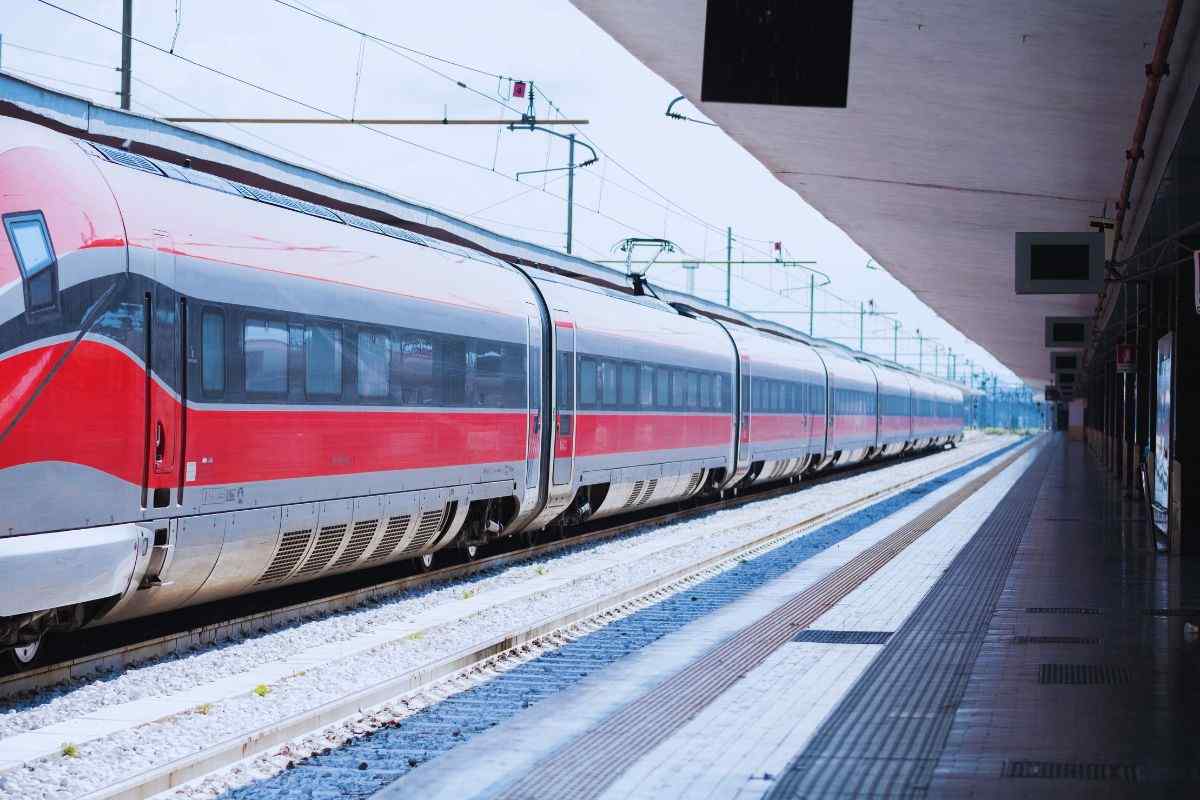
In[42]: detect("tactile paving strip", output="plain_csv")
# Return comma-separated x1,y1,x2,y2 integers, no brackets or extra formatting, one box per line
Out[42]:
490,443,1037,800
764,442,1053,799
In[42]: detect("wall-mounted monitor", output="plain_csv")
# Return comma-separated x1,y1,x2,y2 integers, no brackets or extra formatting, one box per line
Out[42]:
1015,232,1105,294
1050,352,1080,372
1045,316,1092,348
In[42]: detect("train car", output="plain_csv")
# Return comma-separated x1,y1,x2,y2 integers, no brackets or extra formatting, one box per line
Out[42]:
861,358,915,457
812,344,879,469
712,322,827,487
525,273,737,528
930,378,967,445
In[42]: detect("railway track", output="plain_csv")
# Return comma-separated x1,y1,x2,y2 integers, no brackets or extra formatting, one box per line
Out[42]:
1,438,983,700
0,434,1027,800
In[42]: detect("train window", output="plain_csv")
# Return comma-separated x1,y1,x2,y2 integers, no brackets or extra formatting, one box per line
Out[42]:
466,339,519,408
655,368,670,408
398,333,436,405
620,362,637,407
442,336,467,406
201,310,225,395
305,324,342,398
714,374,725,411
639,365,655,407
699,373,712,409
579,357,597,406
3,211,58,313
686,372,699,409
244,318,288,395
671,369,686,408
601,360,618,407
357,329,389,398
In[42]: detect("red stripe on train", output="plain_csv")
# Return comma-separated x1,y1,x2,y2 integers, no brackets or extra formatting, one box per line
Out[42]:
0,340,528,487
573,412,732,457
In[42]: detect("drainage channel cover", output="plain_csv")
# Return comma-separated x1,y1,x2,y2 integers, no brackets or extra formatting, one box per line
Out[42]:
792,629,892,645
1004,760,1141,782
1037,663,1130,685
1012,635,1099,645
1143,608,1200,617
1026,607,1104,615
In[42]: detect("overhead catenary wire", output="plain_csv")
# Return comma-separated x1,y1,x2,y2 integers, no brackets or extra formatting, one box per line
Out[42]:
272,0,505,79
29,0,666,243
0,40,118,70
1,65,117,95
22,5,1000,380
12,13,1010,388
263,0,764,257
272,0,527,118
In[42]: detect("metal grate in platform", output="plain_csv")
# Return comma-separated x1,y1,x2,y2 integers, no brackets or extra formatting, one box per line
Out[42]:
792,630,893,645
1004,760,1141,782
1038,663,1130,685
1026,607,1104,615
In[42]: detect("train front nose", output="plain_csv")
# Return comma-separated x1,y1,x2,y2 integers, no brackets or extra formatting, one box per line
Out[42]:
0,120,136,533
0,120,156,656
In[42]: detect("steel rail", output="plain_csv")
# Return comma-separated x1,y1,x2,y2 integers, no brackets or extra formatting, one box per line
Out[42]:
63,436,1030,800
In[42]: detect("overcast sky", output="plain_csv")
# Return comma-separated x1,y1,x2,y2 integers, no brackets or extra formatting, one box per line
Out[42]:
3,0,1020,384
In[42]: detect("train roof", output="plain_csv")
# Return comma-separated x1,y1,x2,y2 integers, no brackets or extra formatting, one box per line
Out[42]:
0,72,966,399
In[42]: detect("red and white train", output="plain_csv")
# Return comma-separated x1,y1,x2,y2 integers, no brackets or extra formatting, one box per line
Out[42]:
0,115,963,663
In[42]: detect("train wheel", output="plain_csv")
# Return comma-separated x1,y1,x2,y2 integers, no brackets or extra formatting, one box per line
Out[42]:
419,552,436,572
8,638,41,668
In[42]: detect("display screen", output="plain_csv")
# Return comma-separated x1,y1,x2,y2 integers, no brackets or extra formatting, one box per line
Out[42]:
1052,322,1086,343
1153,333,1172,532
1030,243,1091,281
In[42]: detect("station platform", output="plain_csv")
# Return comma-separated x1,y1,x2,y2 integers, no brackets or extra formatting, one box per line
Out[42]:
371,435,1200,800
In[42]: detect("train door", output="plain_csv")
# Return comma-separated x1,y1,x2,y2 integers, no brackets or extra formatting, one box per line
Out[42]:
736,356,752,472
144,230,181,509
552,314,575,486
525,303,545,495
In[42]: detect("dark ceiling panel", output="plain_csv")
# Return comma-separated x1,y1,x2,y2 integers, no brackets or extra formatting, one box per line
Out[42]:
701,0,854,108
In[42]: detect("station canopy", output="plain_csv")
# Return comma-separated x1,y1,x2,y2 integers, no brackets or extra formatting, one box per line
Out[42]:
571,0,1181,387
